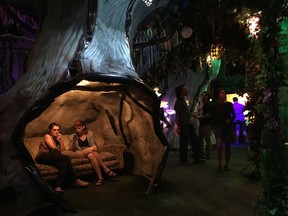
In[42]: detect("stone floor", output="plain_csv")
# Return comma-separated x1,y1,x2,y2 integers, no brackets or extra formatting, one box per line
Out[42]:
61,143,260,216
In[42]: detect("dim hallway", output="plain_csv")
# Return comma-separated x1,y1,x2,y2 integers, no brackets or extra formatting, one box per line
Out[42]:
2,144,260,216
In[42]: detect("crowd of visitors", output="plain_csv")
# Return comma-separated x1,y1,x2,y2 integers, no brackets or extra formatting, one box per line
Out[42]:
173,84,248,172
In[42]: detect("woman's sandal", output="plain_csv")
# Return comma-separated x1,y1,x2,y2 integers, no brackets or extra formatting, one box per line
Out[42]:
106,170,117,177
96,179,104,186
54,187,64,194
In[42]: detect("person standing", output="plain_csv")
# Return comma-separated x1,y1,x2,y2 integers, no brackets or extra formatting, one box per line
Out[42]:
174,84,201,164
195,92,214,160
211,89,236,172
36,122,89,194
233,97,248,144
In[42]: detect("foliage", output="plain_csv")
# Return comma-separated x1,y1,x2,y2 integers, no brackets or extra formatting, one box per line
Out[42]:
140,0,250,88
149,1,288,215
215,72,245,93
141,39,207,88
243,3,288,214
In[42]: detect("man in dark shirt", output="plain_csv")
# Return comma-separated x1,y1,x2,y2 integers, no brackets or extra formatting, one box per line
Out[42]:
174,84,201,164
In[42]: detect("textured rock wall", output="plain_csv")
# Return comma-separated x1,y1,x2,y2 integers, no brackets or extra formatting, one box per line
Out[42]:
25,87,166,179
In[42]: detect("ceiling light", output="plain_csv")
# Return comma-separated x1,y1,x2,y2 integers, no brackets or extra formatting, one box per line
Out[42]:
142,0,153,7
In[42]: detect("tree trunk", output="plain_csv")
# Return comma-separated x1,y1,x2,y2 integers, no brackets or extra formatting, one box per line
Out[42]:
0,0,168,212
0,0,87,211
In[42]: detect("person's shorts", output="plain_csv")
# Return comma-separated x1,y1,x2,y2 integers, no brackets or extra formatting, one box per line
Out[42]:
213,124,235,144
234,120,246,132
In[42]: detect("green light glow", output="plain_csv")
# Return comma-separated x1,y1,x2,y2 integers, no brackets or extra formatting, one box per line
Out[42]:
278,17,288,54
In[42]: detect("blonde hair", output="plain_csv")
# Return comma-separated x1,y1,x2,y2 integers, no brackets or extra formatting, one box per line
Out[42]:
73,119,88,133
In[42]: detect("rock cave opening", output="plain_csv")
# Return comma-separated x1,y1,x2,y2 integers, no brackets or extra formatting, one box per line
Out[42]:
11,74,169,209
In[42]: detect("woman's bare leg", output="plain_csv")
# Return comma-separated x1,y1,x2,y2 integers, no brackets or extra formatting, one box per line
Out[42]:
87,152,103,180
224,143,231,169
92,152,110,173
216,138,223,170
80,147,115,175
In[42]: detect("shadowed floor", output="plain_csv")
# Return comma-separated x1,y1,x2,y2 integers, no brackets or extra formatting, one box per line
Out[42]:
62,144,260,216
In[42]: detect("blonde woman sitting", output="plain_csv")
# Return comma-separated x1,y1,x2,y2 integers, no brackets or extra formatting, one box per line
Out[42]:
70,120,117,186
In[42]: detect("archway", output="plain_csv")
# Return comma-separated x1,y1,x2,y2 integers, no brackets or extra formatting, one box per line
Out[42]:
12,74,169,212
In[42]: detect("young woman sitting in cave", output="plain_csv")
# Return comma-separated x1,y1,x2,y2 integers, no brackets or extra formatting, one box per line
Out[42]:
35,122,89,193
70,119,117,186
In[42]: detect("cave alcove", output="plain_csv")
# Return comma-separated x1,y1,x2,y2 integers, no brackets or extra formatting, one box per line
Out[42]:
12,74,169,207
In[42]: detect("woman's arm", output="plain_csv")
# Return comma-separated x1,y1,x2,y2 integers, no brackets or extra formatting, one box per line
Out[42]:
224,102,236,125
175,113,181,134
230,103,236,121
70,134,81,151
43,134,57,150
56,133,66,151
87,131,98,151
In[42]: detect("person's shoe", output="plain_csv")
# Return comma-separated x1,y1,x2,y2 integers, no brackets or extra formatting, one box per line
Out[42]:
193,158,205,164
96,179,104,186
217,165,223,173
54,187,64,194
105,170,117,177
223,165,229,171
73,179,89,188
180,159,187,164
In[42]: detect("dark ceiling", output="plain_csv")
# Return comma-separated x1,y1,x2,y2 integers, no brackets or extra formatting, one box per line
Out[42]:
1,0,285,94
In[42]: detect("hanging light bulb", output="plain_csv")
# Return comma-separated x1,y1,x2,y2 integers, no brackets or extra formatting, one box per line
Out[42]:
247,12,262,40
206,43,223,67
142,0,153,7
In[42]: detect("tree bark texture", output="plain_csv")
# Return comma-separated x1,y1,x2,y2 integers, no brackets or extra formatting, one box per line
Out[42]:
0,0,169,211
